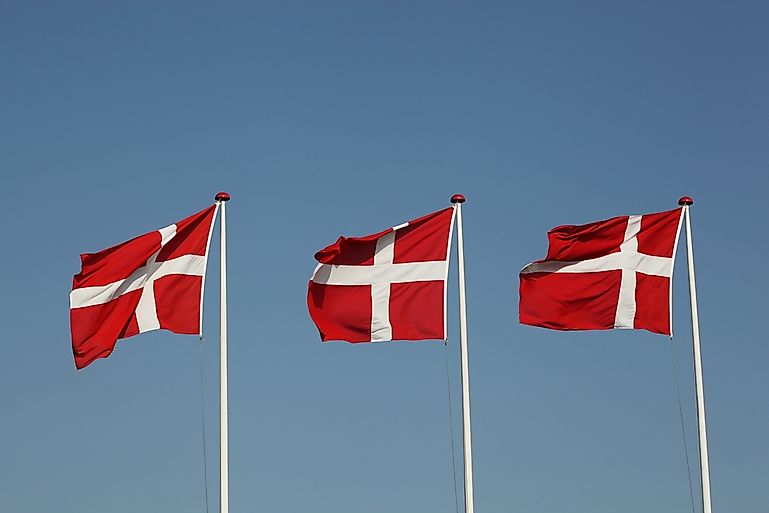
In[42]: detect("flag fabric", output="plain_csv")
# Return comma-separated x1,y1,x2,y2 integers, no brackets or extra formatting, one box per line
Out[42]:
519,207,684,335
308,207,456,343
70,204,218,369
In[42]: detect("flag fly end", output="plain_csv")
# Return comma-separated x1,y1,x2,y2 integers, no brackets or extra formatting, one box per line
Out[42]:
215,192,231,202
678,196,693,206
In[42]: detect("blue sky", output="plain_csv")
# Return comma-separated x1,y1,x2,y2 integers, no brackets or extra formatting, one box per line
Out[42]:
1,1,767,512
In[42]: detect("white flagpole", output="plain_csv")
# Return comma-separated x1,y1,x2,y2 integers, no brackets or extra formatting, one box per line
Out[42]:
679,196,712,513
215,192,231,513
451,194,475,513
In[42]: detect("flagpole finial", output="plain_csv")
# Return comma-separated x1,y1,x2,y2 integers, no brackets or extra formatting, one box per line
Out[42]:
215,192,231,202
678,196,693,206
451,194,466,204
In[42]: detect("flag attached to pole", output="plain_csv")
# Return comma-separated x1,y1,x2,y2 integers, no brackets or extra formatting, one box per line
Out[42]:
519,207,684,335
307,206,455,342
70,204,218,369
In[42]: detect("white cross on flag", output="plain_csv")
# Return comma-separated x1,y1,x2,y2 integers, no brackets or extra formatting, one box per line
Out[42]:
70,204,218,369
308,207,456,342
519,207,684,335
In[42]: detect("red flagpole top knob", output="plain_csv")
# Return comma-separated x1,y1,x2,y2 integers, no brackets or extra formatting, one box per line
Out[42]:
451,194,466,204
678,196,693,206
215,192,231,202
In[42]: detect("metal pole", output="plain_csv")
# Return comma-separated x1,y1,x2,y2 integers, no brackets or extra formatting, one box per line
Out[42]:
215,192,231,513
451,194,475,513
679,196,712,513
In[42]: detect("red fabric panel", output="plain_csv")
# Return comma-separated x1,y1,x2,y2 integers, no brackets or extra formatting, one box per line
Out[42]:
544,216,627,261
519,271,621,330
118,312,139,339
155,274,202,334
390,281,445,340
637,208,681,257
634,273,671,335
157,205,217,261
307,282,373,342
313,229,387,266
393,207,454,263
73,204,216,288
70,289,142,369
73,231,160,288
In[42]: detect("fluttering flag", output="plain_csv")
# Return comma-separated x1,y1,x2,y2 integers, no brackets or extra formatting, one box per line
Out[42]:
519,207,684,335
308,207,455,342
70,204,218,369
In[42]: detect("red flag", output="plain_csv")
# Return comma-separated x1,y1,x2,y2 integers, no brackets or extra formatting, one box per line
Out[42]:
70,204,218,369
308,207,455,342
519,207,684,335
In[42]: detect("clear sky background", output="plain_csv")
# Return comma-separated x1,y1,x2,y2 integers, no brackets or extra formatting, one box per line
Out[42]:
1,1,767,512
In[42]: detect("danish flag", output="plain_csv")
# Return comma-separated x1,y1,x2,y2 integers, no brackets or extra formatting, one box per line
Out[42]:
519,207,684,335
70,204,218,369
308,207,456,343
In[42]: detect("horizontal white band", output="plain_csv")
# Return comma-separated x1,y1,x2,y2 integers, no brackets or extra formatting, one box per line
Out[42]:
311,260,446,286
520,251,672,277
70,254,206,309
